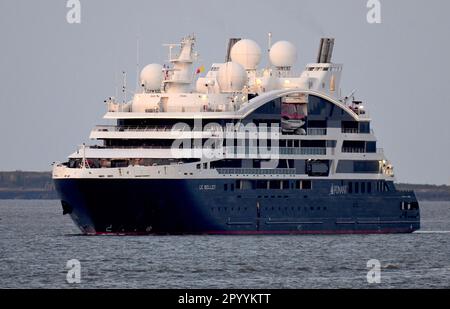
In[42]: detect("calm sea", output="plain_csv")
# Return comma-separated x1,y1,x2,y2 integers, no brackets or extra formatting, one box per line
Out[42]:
0,200,449,289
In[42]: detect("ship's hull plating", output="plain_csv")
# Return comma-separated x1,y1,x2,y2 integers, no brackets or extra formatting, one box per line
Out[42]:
54,179,420,235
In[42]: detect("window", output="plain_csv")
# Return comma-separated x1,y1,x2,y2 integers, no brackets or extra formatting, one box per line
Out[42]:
236,180,241,190
269,181,280,190
367,182,372,194
348,182,353,194
361,182,366,194
256,181,267,189
401,202,419,211
308,96,328,115
366,142,376,153
302,180,312,190
354,161,380,174
355,182,359,194
295,180,312,190
224,184,228,191
359,122,370,134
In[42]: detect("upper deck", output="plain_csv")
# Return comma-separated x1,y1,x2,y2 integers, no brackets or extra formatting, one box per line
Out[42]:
104,89,370,122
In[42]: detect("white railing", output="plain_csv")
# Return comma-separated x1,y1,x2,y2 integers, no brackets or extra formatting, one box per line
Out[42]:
341,148,384,154
93,125,283,134
307,128,327,136
216,168,296,175
341,128,374,134
225,147,327,156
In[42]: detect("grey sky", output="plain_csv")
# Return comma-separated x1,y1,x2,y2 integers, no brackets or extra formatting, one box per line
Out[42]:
0,0,449,185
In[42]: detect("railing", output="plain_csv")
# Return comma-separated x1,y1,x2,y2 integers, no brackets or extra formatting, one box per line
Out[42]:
341,148,384,154
341,128,375,134
216,168,297,175
93,125,283,134
307,128,327,136
341,128,360,134
107,102,131,113
342,148,366,153
280,147,327,155
94,125,175,132
225,147,327,156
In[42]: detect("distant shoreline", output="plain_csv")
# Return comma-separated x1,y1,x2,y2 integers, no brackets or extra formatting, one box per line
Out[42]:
1,171,449,201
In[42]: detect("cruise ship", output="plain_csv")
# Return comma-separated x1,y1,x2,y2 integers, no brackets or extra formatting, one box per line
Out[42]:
53,35,421,235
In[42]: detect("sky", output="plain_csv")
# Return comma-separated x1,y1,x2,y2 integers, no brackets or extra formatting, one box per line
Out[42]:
0,0,449,185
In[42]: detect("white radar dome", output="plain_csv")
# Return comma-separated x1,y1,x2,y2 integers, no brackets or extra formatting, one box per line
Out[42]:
269,41,298,68
140,64,163,91
217,62,247,93
230,39,262,70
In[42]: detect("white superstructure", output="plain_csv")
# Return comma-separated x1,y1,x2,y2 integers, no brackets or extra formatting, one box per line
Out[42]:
53,35,394,182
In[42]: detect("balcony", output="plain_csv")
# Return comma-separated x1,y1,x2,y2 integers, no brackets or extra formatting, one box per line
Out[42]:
216,168,297,175
226,147,327,156
341,128,374,134
307,128,327,136
93,125,282,134
341,148,384,154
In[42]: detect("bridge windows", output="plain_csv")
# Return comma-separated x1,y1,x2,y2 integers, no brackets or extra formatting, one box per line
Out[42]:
336,160,381,174
341,121,371,134
342,141,377,153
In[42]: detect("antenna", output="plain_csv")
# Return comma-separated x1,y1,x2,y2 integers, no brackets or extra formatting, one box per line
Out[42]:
267,32,273,69
122,71,127,103
268,32,272,52
163,43,181,62
136,34,140,91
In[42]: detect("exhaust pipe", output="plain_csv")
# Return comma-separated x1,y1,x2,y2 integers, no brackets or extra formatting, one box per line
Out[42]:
225,38,241,62
317,38,335,63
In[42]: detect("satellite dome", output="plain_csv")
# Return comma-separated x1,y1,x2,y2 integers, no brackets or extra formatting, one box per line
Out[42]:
230,39,262,70
269,41,298,68
260,75,280,92
217,62,247,93
140,64,163,91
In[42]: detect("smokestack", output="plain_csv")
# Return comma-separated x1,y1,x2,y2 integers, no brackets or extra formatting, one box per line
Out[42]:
316,38,335,63
225,38,241,62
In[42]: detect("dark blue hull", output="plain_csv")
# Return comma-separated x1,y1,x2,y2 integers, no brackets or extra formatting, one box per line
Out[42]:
54,178,420,235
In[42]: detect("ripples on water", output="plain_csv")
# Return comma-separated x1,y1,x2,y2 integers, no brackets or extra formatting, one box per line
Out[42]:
0,200,449,289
